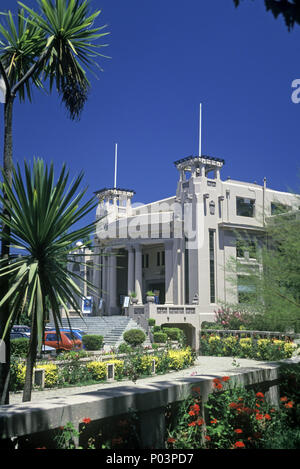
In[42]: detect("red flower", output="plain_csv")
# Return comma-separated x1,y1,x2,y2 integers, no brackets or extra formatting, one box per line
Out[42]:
188,421,196,427
285,401,294,409
234,429,243,434
82,417,91,425
255,413,263,421
229,402,238,409
221,376,230,382
196,418,205,426
167,437,176,443
213,381,223,390
234,441,245,449
280,396,288,402
189,410,195,417
256,392,264,399
264,414,271,421
190,403,200,414
210,418,217,424
204,435,211,441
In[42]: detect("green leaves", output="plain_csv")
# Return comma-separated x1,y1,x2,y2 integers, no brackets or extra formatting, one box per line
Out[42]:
0,158,97,350
17,0,110,119
0,1,109,117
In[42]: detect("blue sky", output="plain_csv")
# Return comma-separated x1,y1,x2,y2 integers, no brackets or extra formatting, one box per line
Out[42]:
1,0,300,226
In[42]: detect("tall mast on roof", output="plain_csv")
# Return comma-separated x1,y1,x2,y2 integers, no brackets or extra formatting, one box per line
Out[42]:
199,103,202,157
114,143,118,189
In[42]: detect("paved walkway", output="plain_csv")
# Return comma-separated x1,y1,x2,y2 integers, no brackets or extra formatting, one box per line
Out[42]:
9,356,273,404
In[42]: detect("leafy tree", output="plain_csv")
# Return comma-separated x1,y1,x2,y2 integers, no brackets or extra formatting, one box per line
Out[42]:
0,158,97,402
227,209,300,332
233,0,300,30
0,0,109,404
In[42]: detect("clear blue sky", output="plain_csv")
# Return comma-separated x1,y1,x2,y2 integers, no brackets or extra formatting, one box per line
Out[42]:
1,0,300,226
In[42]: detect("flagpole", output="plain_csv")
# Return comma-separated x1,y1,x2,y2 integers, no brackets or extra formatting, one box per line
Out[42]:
199,103,202,156
114,143,118,188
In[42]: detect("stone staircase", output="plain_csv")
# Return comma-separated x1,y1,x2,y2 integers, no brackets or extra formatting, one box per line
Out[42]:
48,315,151,349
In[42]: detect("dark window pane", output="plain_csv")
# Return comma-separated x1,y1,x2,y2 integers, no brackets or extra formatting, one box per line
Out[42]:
236,197,255,217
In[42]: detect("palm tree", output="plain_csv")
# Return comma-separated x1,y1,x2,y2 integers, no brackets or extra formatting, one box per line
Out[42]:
0,0,109,403
0,158,98,402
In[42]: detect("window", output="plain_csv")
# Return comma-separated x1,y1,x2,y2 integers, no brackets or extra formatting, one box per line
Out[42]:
46,333,58,341
237,276,257,304
142,254,149,268
236,197,255,217
271,202,291,216
157,252,160,266
209,230,216,303
236,239,257,259
157,251,164,267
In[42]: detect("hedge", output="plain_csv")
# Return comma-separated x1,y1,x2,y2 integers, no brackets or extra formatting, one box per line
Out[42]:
82,335,104,351
123,329,146,347
153,332,168,344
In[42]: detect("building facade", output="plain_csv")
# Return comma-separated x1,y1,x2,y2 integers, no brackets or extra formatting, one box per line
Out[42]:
92,156,298,318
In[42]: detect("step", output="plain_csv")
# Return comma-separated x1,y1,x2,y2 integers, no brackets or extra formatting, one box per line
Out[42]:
48,315,150,348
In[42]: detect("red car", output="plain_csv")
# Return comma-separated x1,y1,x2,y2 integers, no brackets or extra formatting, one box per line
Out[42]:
44,330,82,352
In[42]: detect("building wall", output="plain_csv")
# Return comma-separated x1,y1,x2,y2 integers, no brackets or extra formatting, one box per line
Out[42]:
94,158,299,318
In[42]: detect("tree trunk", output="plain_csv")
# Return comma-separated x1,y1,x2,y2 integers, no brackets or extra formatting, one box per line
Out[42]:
0,95,14,405
22,312,38,403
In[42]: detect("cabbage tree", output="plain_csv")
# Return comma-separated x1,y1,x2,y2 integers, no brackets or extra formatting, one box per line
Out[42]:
0,0,109,404
0,158,97,402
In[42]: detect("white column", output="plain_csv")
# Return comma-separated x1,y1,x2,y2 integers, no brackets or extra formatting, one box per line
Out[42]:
102,249,108,312
164,240,174,305
92,245,101,307
134,245,143,304
127,245,135,295
109,249,117,311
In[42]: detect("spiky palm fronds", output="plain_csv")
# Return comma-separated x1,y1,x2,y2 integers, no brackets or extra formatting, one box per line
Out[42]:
0,158,97,350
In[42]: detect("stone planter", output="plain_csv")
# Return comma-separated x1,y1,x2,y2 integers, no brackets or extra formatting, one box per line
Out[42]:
146,296,155,303
131,297,138,304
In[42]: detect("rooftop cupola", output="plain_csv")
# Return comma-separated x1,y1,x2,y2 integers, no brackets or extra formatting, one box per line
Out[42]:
95,187,135,220
174,155,225,181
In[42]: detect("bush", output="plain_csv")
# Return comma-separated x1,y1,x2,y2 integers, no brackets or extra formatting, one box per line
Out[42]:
87,360,124,381
123,329,146,347
153,332,168,344
11,338,29,358
148,318,156,327
166,374,300,449
153,325,162,333
199,333,299,360
163,327,183,341
82,335,104,351
118,342,132,354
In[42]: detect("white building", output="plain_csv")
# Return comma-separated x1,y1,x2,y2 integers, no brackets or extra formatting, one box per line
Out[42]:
89,155,298,348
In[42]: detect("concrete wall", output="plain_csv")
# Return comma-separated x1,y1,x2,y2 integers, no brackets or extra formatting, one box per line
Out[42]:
1,358,298,449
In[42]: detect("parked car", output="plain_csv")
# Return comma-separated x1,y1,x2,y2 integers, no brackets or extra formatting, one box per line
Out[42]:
11,325,31,336
10,331,30,340
10,331,57,357
44,330,82,352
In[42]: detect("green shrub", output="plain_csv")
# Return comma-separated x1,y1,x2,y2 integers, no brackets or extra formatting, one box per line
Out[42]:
82,335,104,351
148,318,156,327
163,327,183,341
11,338,29,358
153,325,161,333
153,332,167,344
123,329,146,347
118,342,132,354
